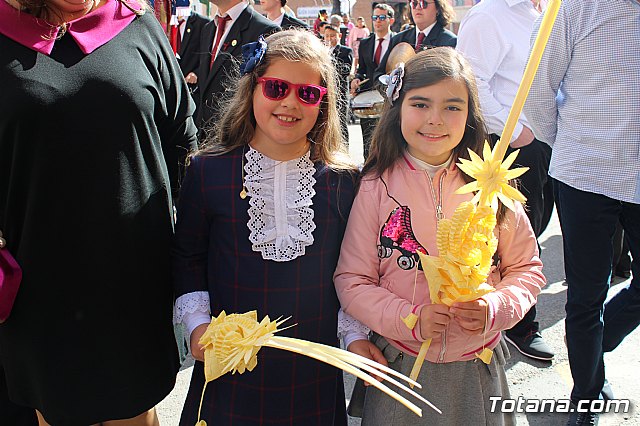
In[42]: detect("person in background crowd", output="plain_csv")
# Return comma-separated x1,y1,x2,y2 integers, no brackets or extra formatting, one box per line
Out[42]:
316,20,329,40
0,0,198,424
457,0,554,362
175,9,211,117
324,24,353,144
342,12,355,45
348,16,370,68
384,0,456,62
350,3,395,160
313,8,329,36
330,13,349,45
524,1,640,424
262,0,309,29
195,0,279,134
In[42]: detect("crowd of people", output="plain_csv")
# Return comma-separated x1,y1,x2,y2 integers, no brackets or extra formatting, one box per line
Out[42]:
0,0,637,425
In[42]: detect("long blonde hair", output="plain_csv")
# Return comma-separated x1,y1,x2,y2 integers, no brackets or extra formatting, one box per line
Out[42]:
197,29,355,172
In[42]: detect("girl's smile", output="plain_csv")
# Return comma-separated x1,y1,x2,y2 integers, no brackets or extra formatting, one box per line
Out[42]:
400,77,469,165
274,114,300,125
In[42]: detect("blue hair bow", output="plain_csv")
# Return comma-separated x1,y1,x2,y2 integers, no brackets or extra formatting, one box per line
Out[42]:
240,36,268,75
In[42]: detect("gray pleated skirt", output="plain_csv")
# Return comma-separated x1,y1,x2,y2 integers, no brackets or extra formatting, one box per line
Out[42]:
351,334,515,426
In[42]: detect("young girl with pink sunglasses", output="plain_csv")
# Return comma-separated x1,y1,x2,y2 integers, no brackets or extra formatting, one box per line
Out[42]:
172,29,357,425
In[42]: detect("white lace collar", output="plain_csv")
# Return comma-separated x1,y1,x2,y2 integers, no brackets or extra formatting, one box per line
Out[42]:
244,146,317,261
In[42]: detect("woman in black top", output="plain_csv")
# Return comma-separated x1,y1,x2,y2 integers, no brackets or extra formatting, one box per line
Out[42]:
0,0,197,424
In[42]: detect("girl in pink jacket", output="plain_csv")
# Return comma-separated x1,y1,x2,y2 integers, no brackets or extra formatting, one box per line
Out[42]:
334,47,545,425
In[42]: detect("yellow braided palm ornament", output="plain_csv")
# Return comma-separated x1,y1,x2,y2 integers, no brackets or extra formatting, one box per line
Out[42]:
408,144,528,384
194,311,440,425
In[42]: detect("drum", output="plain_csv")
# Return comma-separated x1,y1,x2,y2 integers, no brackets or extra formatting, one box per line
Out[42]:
351,90,385,119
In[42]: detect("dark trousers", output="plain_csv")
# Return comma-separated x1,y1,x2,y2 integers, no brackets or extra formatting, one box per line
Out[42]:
491,136,554,336
555,181,640,402
360,117,377,161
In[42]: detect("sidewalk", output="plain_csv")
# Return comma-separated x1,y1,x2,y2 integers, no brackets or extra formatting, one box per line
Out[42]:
157,124,640,425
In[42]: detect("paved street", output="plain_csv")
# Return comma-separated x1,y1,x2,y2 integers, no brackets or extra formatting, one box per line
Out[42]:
157,124,639,425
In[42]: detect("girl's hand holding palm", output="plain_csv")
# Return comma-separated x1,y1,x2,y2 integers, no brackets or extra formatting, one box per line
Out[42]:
347,340,388,385
450,298,489,335
419,304,453,339
190,323,209,362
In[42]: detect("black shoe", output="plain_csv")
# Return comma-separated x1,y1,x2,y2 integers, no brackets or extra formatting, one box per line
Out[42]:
566,411,599,425
504,331,554,361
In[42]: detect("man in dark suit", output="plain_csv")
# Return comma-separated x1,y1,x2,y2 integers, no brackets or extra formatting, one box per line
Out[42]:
324,24,353,144
350,3,395,160
261,0,309,29
175,12,211,115
383,0,457,67
196,0,279,135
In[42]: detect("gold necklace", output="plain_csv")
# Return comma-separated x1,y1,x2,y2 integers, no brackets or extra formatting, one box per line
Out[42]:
240,144,248,199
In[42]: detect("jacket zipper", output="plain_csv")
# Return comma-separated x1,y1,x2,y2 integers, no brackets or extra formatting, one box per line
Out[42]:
426,170,447,362
426,171,445,222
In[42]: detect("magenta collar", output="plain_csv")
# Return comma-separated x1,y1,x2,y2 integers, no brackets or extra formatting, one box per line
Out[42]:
0,0,140,55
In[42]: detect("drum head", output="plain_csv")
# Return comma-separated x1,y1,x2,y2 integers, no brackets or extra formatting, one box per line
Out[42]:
351,90,385,119
352,90,385,108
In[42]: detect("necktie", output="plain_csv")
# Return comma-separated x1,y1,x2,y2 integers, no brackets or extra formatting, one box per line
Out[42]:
170,24,179,55
210,15,232,69
176,20,183,54
416,31,426,52
374,38,383,66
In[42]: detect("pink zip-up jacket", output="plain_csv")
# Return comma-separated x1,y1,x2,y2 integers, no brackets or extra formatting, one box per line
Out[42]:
334,155,546,363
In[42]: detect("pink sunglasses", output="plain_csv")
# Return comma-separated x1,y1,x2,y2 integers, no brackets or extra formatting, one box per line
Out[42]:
257,78,328,106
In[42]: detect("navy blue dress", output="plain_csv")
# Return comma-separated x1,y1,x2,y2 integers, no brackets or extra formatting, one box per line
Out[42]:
173,148,355,426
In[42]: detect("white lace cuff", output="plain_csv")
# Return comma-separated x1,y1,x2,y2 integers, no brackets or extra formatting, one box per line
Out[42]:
343,331,370,349
337,309,371,342
174,292,211,339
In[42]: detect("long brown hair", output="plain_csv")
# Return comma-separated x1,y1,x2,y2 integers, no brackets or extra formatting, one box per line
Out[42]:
364,47,511,223
197,29,355,172
434,0,455,27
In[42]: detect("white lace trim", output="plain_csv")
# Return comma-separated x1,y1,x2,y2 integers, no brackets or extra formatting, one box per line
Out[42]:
173,291,210,325
337,308,371,338
244,146,316,262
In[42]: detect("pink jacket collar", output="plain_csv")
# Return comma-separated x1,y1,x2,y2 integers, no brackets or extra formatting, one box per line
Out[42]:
0,0,139,55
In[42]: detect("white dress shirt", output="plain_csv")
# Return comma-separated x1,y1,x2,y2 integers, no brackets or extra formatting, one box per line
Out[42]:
372,31,392,64
416,22,435,46
456,0,540,142
212,1,248,59
272,12,285,26
524,0,640,203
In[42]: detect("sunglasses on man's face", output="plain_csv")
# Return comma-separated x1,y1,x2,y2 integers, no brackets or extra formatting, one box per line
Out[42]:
371,14,389,21
257,78,328,106
410,0,435,9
